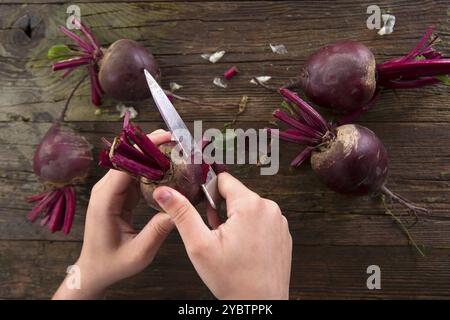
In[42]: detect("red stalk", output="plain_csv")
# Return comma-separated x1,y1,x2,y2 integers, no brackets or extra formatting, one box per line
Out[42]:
99,149,114,168
89,65,102,106
115,135,162,169
111,153,165,180
26,192,48,203
78,21,101,51
401,26,434,62
268,128,318,145
48,192,66,232
378,60,450,80
291,147,314,167
279,88,328,133
63,186,76,235
59,26,94,54
273,109,323,140
52,56,91,71
28,190,61,222
123,125,171,171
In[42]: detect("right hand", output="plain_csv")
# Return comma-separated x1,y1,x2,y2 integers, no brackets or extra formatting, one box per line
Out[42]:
153,172,292,300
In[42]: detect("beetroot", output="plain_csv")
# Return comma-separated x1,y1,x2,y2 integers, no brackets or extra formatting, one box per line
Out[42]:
51,19,160,106
99,113,213,210
27,77,93,234
256,27,450,121
299,41,376,114
27,111,93,235
299,27,450,117
269,88,428,215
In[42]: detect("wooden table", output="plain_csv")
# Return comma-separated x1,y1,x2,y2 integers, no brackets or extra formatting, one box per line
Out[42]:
1,0,449,299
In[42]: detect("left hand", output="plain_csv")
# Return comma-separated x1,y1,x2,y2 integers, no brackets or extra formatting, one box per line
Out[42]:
53,130,174,299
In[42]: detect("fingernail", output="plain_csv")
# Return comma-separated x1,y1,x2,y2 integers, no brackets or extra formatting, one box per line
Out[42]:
154,188,172,205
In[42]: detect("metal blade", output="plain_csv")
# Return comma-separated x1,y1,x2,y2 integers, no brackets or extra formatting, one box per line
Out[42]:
144,69,221,210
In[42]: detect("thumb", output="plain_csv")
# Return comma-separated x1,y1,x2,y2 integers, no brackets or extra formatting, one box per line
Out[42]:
131,212,174,257
153,186,211,250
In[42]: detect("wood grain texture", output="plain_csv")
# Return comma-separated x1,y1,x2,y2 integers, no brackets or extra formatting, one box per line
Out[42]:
0,0,449,299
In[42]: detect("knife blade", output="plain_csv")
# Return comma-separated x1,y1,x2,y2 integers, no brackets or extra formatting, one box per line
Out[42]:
144,69,221,210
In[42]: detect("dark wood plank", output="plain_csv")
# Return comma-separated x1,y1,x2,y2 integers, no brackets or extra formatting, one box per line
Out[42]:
1,240,449,299
0,0,449,299
0,1,449,123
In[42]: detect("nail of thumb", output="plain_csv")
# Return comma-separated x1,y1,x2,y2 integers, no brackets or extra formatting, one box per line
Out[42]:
153,187,174,210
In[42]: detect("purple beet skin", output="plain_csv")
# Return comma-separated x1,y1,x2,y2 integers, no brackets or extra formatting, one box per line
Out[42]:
28,121,93,234
269,88,428,215
299,41,376,114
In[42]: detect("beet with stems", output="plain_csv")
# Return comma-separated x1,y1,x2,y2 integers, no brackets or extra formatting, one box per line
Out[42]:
257,27,450,121
51,18,161,106
51,19,237,111
99,113,224,210
269,88,428,215
27,79,93,234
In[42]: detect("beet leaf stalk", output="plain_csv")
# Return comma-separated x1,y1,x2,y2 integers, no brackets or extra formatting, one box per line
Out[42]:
99,112,170,181
270,88,429,217
51,18,104,106
377,26,450,89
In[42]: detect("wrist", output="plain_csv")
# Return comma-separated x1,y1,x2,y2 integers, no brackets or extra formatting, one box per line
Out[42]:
75,258,110,297
53,258,109,300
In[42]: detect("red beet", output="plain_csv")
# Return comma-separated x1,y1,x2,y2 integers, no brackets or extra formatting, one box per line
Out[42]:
299,41,376,114
256,27,450,122
27,78,93,234
27,122,93,234
298,27,450,118
99,113,216,210
52,19,160,106
270,88,428,215
99,39,161,101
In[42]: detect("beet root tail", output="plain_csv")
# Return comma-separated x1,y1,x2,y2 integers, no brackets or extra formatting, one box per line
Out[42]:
381,185,429,216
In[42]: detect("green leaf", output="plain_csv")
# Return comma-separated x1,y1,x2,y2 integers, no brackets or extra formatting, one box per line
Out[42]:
47,44,75,61
280,100,295,115
435,74,450,85
415,55,426,61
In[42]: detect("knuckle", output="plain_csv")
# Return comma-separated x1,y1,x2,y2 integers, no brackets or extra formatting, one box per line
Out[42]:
263,199,281,215
247,191,261,204
151,220,171,236
281,215,288,226
172,202,192,225
90,182,102,195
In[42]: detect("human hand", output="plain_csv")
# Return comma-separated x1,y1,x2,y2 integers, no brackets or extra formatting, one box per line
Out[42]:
153,172,292,300
53,130,174,300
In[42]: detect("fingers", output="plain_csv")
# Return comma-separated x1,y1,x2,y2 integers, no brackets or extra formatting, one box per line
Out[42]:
131,212,175,256
217,172,259,217
94,169,134,198
153,186,211,250
147,130,172,145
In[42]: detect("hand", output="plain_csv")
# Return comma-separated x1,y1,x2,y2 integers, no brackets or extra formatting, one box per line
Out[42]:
153,172,292,300
53,130,174,300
